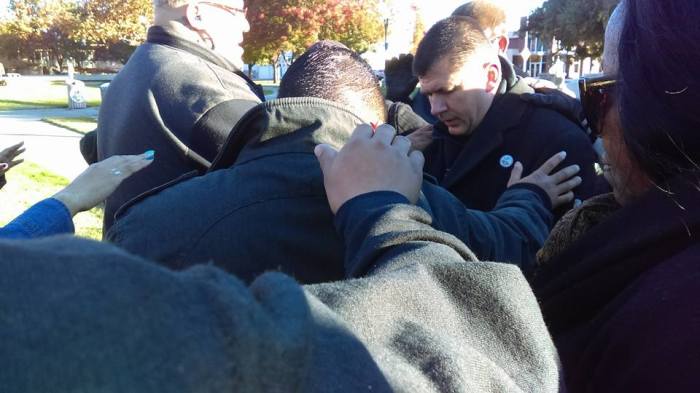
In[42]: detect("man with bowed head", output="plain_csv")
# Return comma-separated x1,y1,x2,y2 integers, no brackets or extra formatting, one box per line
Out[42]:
414,16,598,216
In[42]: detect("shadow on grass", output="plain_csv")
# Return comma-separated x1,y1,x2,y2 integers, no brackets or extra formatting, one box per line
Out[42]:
0,99,100,111
42,116,97,135
50,80,109,88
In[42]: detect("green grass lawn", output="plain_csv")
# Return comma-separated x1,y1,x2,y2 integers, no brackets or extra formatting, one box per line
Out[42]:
0,161,103,239
0,77,102,110
41,116,98,134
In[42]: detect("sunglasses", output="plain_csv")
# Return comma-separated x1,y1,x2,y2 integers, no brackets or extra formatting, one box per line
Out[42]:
579,74,616,138
200,2,247,17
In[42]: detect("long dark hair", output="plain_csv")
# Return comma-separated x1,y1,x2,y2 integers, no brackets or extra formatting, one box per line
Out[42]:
617,0,700,184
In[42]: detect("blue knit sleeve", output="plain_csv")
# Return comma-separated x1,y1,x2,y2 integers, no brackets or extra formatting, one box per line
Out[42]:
0,198,75,239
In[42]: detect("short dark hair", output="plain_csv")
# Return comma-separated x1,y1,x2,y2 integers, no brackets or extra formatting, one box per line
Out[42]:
452,1,508,37
617,0,700,184
413,16,490,77
278,40,386,123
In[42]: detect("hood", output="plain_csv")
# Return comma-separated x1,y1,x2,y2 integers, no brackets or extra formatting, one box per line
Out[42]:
210,97,365,170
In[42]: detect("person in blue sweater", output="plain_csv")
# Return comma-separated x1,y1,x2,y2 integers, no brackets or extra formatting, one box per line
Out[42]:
0,150,154,239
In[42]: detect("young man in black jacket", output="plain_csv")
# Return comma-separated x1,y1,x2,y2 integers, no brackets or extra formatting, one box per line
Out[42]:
97,0,264,231
415,17,597,217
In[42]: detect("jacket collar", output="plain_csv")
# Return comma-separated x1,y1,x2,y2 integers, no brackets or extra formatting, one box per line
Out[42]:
533,173,700,336
439,57,534,188
210,97,363,170
147,25,264,101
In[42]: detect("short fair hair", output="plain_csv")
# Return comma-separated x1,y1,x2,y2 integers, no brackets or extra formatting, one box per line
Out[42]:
452,1,508,38
153,0,189,9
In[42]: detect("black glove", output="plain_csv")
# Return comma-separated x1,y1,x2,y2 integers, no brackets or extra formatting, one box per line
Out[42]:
520,88,593,140
79,130,99,165
385,54,418,104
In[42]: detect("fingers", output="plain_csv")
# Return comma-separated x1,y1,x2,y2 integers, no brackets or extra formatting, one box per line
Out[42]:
392,135,412,155
97,152,154,180
6,158,23,169
314,143,338,172
555,176,582,195
122,154,154,177
409,150,425,173
554,191,575,208
551,164,580,183
10,147,26,159
373,124,396,145
1,141,24,154
348,124,374,142
507,161,523,187
537,151,567,175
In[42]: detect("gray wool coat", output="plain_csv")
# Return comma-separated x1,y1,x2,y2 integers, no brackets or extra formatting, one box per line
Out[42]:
0,192,561,392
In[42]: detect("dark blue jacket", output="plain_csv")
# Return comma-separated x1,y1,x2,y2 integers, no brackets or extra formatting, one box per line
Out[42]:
108,98,553,283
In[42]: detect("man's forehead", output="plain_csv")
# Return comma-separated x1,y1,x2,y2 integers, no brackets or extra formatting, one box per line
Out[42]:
421,56,479,82
419,58,454,89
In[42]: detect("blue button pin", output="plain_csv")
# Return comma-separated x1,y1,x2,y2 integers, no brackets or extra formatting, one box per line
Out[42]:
500,155,514,168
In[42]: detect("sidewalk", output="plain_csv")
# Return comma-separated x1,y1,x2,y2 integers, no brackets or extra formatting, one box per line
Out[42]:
0,107,98,179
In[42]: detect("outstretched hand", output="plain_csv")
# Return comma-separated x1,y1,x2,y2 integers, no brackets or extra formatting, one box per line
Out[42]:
315,124,425,214
406,124,434,152
508,151,582,209
0,141,26,176
53,151,154,216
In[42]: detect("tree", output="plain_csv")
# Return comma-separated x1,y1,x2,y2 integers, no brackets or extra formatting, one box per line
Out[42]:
72,0,152,62
525,0,617,59
73,0,152,46
318,0,383,54
243,0,383,73
0,0,153,70
0,0,80,70
410,9,425,54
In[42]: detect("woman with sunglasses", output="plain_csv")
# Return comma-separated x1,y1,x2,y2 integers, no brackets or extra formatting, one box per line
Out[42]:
531,1,700,391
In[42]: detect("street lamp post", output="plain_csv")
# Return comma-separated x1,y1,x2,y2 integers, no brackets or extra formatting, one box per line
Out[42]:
384,18,389,51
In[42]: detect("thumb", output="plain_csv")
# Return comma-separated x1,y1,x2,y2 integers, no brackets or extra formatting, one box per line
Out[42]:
507,161,523,187
314,144,338,173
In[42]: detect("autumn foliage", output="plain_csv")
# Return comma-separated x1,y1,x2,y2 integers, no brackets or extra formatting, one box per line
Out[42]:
0,0,383,71
243,0,383,66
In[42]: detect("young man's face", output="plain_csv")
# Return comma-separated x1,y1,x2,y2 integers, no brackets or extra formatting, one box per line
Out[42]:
418,55,499,136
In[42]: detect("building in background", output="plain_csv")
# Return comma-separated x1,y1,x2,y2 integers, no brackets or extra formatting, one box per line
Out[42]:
507,17,601,81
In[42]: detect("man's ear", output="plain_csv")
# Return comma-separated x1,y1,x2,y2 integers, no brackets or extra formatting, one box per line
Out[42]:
485,62,501,93
185,2,205,30
497,36,509,54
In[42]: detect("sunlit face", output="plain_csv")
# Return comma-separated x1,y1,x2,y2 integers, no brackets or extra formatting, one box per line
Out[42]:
418,54,499,136
197,0,249,67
